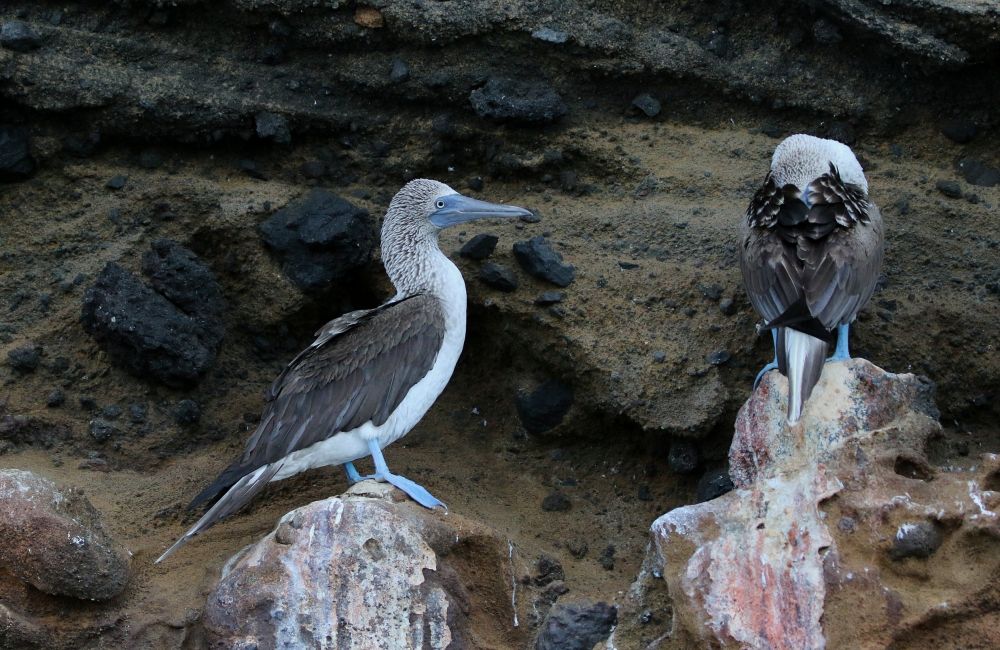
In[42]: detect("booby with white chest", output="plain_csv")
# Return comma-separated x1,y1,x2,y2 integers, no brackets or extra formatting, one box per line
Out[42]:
740,134,884,422
156,179,531,562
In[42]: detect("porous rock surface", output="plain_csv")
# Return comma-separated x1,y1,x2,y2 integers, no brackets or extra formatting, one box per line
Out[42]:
0,469,131,601
203,481,529,649
612,360,1000,649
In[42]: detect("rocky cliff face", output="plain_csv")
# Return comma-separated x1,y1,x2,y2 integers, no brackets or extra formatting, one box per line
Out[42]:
0,1,997,648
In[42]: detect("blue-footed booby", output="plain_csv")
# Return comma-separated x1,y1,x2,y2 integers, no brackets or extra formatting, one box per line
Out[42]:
156,180,531,563
740,134,884,422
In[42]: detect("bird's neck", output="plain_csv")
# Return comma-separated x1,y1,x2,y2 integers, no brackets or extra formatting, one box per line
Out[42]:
381,227,465,308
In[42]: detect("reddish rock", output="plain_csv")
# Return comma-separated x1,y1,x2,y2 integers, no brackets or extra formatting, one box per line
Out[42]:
0,469,132,601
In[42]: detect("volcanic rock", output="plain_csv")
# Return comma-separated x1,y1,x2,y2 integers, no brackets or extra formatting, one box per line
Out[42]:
513,236,575,287
258,189,375,291
516,379,573,434
0,20,42,52
469,78,567,124
0,469,131,600
459,233,499,260
203,481,529,648
957,158,1000,187
478,262,518,292
536,601,617,650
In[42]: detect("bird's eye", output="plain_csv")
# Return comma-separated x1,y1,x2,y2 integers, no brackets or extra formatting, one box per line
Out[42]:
435,200,445,209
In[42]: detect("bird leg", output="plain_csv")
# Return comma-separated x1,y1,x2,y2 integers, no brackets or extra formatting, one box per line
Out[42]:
361,439,446,510
343,462,363,485
829,323,851,362
753,329,779,389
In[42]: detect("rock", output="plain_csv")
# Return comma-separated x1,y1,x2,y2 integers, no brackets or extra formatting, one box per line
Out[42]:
536,601,617,650
535,291,565,305
630,93,661,118
459,233,499,260
203,481,529,648
613,361,1000,649
531,27,569,44
466,176,484,191
699,283,723,300
668,439,700,474
0,469,131,600
533,555,565,586
45,389,65,408
389,58,410,83
469,78,567,124
652,350,667,363
516,379,573,434
478,262,518,292
255,111,291,144
719,297,736,315
105,175,126,190
81,245,225,386
598,544,615,570
88,419,118,442
957,158,1000,187
258,189,375,291
936,179,962,198
128,402,147,423
705,350,731,366
1,20,42,52
541,491,571,512
513,236,575,287
890,521,943,560
6,344,41,372
695,468,734,502
173,399,200,426
940,118,976,143
0,125,35,179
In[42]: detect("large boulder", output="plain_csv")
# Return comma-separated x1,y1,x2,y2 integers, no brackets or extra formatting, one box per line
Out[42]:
612,360,1000,649
0,469,131,601
203,482,531,649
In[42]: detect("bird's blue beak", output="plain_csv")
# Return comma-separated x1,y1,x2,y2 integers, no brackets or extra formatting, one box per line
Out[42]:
429,193,533,228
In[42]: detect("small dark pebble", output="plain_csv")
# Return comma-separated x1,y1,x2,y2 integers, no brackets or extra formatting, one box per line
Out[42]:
936,180,962,198
957,158,1000,187
102,404,123,420
46,389,65,408
7,344,40,371
719,297,737,315
106,175,127,190
520,210,541,224
541,491,571,512
255,111,291,145
459,233,499,260
466,176,484,191
1,20,42,52
389,58,410,83
534,555,565,586
517,380,573,434
699,284,723,301
79,396,97,411
567,540,588,558
637,485,653,501
598,545,615,570
630,93,661,118
129,403,147,423
668,439,700,474
618,261,639,270
890,522,942,560
696,468,734,502
89,419,118,442
478,262,518,292
513,236,575,287
174,399,201,426
535,291,565,306
706,350,731,366
652,350,666,363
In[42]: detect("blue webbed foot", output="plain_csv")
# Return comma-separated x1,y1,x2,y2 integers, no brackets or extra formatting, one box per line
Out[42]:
827,323,851,362
364,439,446,510
753,329,779,389
343,461,362,485
753,359,778,389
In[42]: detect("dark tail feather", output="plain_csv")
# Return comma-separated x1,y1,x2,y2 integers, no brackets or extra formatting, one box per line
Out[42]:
766,296,835,342
186,461,250,511
777,327,828,423
155,462,283,564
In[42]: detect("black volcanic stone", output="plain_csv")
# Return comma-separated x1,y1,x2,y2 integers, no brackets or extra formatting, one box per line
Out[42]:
389,58,410,83
46,389,65,408
890,522,942,560
541,491,571,512
1,21,42,52
696,468,735,502
459,233,499,260
513,236,575,287
105,175,126,190
668,439,700,474
936,180,962,198
255,111,291,144
0,125,35,179
516,379,573,434
478,262,518,292
939,119,976,144
533,555,565,586
706,350,731,365
259,189,375,291
536,601,617,650
534,291,565,306
81,242,225,386
957,158,1000,187
7,344,40,372
174,399,201,426
630,93,661,118
469,78,567,124
88,419,118,442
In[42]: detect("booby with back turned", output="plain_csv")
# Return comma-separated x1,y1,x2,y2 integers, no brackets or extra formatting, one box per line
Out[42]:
156,179,531,562
740,134,884,422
